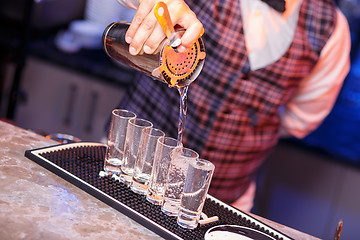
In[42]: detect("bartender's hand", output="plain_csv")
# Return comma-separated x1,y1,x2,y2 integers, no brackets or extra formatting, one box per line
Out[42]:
125,0,204,55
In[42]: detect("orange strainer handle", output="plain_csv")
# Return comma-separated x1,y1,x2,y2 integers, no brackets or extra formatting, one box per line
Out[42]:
154,2,181,47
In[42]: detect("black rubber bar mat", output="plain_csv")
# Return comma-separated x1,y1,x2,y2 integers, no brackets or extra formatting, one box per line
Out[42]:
25,142,293,240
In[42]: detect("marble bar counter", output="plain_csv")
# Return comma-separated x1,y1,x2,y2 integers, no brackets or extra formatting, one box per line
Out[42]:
0,121,320,240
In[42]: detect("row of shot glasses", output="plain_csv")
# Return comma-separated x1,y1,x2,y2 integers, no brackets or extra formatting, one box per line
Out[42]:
103,109,215,229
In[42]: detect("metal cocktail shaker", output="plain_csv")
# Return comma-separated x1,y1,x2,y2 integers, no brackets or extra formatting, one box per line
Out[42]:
102,21,206,87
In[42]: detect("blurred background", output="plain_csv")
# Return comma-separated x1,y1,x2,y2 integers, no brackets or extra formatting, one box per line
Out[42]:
0,0,359,239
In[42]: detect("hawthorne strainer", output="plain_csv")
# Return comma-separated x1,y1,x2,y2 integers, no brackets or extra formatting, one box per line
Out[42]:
152,2,206,87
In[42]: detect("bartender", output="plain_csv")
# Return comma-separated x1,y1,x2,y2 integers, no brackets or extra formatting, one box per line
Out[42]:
115,0,350,211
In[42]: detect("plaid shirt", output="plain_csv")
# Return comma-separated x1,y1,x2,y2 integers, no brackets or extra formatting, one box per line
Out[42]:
118,0,337,203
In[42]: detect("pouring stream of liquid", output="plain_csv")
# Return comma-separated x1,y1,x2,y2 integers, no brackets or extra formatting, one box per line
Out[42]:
177,85,189,145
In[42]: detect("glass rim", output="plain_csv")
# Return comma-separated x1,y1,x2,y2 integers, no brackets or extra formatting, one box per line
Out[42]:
112,109,136,118
143,127,165,137
157,136,182,148
129,118,153,128
191,158,215,171
176,147,199,159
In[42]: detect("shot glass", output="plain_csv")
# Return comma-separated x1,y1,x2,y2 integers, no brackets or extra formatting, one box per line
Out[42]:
130,127,165,195
161,147,199,216
146,137,182,205
104,109,136,175
121,118,153,186
177,158,215,229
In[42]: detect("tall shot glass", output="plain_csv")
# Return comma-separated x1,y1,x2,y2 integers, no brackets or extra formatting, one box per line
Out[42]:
121,118,153,186
104,109,136,175
161,147,199,216
177,158,214,229
130,127,165,195
146,137,182,205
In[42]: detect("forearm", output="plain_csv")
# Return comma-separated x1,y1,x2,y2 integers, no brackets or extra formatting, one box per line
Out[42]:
279,9,351,138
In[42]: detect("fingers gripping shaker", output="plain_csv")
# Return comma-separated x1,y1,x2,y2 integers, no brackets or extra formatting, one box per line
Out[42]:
102,2,205,87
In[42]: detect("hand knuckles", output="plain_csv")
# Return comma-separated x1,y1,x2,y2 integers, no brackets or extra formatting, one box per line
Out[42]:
168,1,187,15
142,20,153,31
195,21,203,30
134,15,144,25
